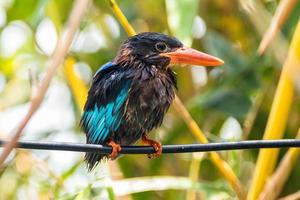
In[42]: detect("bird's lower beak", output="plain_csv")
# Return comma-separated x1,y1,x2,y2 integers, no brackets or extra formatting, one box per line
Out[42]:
160,46,224,67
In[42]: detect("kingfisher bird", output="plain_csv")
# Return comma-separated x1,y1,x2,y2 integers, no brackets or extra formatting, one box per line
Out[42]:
80,32,223,170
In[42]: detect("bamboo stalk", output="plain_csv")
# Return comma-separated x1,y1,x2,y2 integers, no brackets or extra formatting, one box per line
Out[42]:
108,0,136,36
108,1,246,199
258,129,300,200
247,20,300,200
0,0,90,167
64,57,88,111
258,0,297,54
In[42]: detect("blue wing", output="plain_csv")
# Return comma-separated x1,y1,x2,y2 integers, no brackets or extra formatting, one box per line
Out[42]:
95,61,113,75
80,62,131,144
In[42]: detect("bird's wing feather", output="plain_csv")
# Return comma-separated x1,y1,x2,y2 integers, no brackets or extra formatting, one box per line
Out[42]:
80,62,131,144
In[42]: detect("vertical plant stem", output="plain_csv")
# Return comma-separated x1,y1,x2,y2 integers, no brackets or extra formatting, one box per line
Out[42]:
243,85,270,139
64,57,88,111
108,0,136,36
0,0,90,167
247,20,300,200
108,1,246,199
258,129,300,200
186,153,204,200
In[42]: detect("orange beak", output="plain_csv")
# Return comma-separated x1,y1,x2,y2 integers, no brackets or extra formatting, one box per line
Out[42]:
160,46,224,67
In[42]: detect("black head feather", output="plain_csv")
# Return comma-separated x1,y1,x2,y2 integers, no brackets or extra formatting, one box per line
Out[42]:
115,32,183,67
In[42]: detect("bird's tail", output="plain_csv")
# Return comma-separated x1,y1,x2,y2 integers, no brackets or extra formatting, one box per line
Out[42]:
84,152,108,171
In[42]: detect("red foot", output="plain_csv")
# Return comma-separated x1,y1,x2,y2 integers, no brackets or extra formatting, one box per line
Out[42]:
142,134,162,159
107,139,121,160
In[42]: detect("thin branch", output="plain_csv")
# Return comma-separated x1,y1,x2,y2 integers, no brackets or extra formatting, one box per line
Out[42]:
1,139,300,154
279,190,300,200
258,0,297,54
0,0,90,166
240,0,288,64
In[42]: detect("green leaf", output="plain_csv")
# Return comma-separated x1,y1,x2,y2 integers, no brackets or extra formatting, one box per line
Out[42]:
6,0,39,22
74,185,92,200
198,89,251,118
61,161,81,181
165,0,199,46
46,0,73,31
203,31,247,75
107,187,116,200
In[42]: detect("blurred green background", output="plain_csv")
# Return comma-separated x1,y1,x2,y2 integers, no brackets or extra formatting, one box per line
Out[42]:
0,0,300,199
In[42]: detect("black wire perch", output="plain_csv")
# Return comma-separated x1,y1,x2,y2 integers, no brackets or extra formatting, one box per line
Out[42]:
1,139,300,154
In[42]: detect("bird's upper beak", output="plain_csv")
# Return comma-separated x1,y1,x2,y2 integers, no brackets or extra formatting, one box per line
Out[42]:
160,46,224,67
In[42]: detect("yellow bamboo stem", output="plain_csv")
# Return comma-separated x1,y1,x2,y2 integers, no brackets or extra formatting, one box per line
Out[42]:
108,1,246,199
108,0,136,36
247,19,300,200
258,130,300,200
64,57,88,111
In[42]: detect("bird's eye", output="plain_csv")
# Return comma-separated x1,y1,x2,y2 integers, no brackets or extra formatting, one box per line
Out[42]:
155,42,168,52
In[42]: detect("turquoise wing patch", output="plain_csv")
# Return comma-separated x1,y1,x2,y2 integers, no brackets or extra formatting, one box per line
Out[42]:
81,80,131,143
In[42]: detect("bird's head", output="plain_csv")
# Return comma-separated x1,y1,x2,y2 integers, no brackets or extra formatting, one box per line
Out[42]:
114,32,224,69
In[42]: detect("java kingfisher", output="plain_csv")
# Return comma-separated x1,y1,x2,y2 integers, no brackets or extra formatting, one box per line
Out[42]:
80,32,224,170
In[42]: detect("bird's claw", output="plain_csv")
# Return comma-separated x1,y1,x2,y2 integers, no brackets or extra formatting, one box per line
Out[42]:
147,141,162,159
142,134,162,159
107,139,121,160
